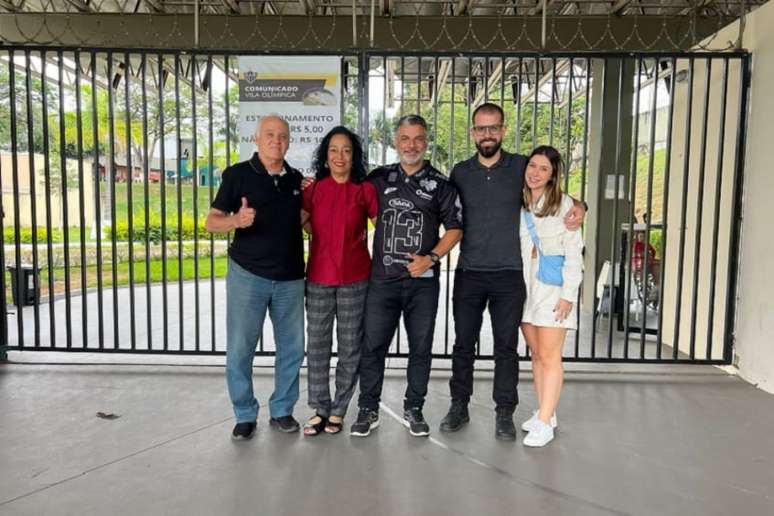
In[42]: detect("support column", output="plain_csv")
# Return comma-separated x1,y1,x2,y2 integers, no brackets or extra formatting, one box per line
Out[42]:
582,58,634,313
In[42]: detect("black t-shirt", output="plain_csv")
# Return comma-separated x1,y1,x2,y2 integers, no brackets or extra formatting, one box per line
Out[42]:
450,151,527,271
367,161,462,281
211,153,305,281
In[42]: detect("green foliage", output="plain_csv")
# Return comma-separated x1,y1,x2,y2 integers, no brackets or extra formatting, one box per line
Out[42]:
3,226,64,244
105,216,228,244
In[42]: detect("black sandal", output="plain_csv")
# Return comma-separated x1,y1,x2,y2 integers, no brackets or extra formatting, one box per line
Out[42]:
303,415,327,436
324,417,343,434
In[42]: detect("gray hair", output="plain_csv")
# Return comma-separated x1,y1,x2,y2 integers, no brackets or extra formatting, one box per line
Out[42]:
394,114,428,134
255,113,290,134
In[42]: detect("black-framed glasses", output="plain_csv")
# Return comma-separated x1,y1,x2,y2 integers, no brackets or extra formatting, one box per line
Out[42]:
471,124,504,136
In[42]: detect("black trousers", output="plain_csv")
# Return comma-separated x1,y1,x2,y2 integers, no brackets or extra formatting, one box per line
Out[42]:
449,269,526,413
358,277,440,411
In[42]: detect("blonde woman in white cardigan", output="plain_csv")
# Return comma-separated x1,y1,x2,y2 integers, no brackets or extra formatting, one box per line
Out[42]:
519,146,584,448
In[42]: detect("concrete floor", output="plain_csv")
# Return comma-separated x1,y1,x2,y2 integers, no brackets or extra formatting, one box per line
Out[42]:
1,363,773,516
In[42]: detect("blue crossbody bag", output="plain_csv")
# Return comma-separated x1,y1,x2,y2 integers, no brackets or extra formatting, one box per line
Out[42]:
523,210,565,287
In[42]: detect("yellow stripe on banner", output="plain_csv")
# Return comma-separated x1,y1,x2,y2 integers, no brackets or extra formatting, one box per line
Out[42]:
240,73,339,87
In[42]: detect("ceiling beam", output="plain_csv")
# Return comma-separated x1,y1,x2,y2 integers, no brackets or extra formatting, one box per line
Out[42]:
143,0,166,13
0,14,737,51
0,0,22,12
609,0,632,15
222,0,240,13
63,0,94,13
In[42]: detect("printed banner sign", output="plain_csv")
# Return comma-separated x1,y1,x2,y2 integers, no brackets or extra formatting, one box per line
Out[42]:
238,56,341,175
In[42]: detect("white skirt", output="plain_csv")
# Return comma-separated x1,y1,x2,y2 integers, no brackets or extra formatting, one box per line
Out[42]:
522,257,577,330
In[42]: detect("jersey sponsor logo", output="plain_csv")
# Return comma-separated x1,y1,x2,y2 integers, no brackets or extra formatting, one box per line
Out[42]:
415,189,433,201
388,198,415,210
384,187,397,195
419,178,438,192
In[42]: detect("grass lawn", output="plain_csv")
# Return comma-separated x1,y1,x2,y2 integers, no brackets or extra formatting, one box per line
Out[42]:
113,182,214,221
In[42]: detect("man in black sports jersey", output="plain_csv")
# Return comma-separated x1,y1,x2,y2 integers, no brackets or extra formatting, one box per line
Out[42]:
350,115,463,438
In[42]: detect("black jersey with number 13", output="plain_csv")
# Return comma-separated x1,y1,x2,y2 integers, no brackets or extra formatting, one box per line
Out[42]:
367,161,462,281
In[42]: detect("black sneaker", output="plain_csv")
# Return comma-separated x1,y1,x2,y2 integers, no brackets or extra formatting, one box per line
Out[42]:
495,407,516,441
231,421,256,440
350,407,380,437
439,400,470,433
403,407,430,437
269,415,300,433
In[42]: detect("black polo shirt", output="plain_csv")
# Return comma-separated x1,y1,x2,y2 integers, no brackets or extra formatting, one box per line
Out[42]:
450,150,527,271
368,161,462,281
211,152,305,281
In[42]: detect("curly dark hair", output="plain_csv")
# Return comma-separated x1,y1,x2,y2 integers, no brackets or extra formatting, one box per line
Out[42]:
311,126,368,184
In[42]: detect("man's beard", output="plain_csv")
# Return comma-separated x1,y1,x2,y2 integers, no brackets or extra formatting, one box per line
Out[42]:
476,138,502,159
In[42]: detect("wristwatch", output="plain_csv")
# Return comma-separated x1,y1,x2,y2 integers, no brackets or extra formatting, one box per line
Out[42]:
428,252,441,264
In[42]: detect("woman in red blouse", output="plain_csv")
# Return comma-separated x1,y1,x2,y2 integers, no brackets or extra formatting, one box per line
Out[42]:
301,126,378,435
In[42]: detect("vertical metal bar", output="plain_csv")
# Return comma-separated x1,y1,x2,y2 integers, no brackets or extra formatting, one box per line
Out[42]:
225,55,231,168
24,50,41,346
56,51,72,348
124,52,137,351
723,55,751,364
431,57,439,165
500,57,505,117
466,57,471,155
706,57,729,360
672,58,695,361
141,54,152,350
107,53,120,349
0,52,8,354
576,57,591,357
159,54,169,351
192,56,200,352
416,56,421,115
208,55,215,352
532,58,539,148
445,56,455,356
549,57,556,146
9,51,25,347
515,58,523,153
656,57,677,361
400,56,405,119
640,58,660,358
606,58,626,359
174,54,184,351
479,57,486,106
360,52,370,165
622,57,642,359
688,58,713,361
91,51,105,348
40,52,56,348
590,58,608,360
563,59,573,194
75,51,88,350
382,57,388,165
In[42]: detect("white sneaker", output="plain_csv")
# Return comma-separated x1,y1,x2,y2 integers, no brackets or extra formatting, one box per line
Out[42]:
520,410,558,432
523,420,555,447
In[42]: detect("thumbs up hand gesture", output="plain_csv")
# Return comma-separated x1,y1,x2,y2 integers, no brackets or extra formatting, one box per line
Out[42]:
233,197,256,229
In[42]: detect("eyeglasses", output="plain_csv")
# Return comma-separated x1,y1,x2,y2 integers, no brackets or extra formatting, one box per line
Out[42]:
471,124,503,136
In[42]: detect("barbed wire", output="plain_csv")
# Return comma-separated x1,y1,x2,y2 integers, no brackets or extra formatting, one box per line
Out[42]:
0,12,745,52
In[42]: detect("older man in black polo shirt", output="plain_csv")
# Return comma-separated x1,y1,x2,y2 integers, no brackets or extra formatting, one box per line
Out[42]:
206,115,305,440
440,103,585,440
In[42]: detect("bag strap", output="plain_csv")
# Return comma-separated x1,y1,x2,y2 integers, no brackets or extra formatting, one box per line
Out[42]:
523,210,543,257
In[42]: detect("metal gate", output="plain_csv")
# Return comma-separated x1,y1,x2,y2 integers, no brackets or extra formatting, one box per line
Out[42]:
0,48,750,363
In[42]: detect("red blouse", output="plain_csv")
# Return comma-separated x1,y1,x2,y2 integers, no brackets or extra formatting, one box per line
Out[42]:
303,177,378,286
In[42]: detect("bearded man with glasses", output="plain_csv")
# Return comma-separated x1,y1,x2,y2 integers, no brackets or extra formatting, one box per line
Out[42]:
440,103,586,441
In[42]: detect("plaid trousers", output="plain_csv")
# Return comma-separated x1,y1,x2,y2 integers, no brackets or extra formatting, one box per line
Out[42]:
305,280,368,418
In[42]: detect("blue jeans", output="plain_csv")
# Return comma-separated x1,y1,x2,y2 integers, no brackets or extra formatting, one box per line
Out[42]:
226,259,305,423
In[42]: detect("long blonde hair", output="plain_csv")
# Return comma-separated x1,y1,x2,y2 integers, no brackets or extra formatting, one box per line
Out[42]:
523,145,564,217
